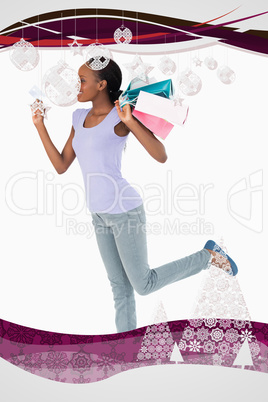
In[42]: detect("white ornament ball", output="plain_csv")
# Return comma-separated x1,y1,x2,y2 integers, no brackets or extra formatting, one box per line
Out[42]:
204,57,218,70
42,60,81,107
85,43,113,70
9,38,39,71
157,56,176,76
178,69,202,96
114,26,132,44
217,65,236,84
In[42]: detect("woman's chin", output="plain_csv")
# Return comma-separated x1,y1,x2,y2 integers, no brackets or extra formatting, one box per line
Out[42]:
77,94,92,103
77,96,84,103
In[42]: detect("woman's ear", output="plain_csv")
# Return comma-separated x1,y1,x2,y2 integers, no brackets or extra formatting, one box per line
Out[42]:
98,79,108,92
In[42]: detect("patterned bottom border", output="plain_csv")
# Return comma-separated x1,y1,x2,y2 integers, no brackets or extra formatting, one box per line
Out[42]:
0,318,267,383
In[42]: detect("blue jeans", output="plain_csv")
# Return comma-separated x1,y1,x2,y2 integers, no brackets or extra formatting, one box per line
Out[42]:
91,203,211,333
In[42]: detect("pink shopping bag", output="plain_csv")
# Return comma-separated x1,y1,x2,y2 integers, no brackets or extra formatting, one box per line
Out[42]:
135,90,189,126
132,108,174,139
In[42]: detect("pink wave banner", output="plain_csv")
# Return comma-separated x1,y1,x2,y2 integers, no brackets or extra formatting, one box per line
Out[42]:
0,318,267,384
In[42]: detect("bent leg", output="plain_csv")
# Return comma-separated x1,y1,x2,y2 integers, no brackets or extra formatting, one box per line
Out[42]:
109,204,211,296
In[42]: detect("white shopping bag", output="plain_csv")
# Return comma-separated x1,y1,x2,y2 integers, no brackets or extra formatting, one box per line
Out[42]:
135,90,189,126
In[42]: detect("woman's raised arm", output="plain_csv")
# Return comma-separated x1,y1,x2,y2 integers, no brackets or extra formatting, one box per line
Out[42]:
114,101,168,163
32,107,76,174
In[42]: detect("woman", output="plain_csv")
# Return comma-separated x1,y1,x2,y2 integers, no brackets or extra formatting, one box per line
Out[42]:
32,58,237,333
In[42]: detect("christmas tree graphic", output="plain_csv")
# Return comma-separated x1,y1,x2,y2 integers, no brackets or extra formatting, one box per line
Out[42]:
137,301,175,365
170,342,184,364
190,237,251,320
233,338,254,369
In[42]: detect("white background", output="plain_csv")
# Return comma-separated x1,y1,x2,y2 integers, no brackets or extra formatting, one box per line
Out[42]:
0,0,268,400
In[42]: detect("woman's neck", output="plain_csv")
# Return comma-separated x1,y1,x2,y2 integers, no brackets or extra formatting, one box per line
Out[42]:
91,95,114,115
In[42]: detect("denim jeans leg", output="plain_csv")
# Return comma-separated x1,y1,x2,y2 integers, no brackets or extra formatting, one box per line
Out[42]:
91,213,136,333
110,204,211,296
92,203,211,332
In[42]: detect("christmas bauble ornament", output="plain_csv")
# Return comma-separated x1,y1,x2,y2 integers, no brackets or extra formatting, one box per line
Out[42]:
42,60,81,107
9,38,39,71
157,56,176,76
178,69,202,96
114,26,132,44
85,43,112,70
217,65,236,84
204,57,218,70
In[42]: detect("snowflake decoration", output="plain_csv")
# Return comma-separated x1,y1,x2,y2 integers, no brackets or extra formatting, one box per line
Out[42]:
182,327,194,341
203,340,216,354
219,319,232,330
196,327,210,342
192,56,203,67
189,319,203,328
42,60,81,107
233,320,249,330
157,55,176,76
10,38,39,71
30,99,51,119
249,342,261,357
225,328,239,343
240,329,254,343
232,342,242,355
204,57,218,70
216,278,230,292
217,65,236,84
123,54,154,83
85,43,112,70
68,39,83,56
218,341,230,355
189,339,201,352
204,318,217,328
114,25,132,44
211,328,224,342
178,68,202,96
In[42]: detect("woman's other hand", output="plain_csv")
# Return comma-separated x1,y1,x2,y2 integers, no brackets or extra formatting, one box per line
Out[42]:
31,99,45,127
114,100,133,125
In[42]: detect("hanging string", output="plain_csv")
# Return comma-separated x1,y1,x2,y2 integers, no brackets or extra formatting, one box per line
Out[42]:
21,21,24,39
74,9,77,39
209,46,212,58
96,8,98,43
136,12,138,45
61,13,63,60
175,34,180,77
188,51,191,70
37,15,42,101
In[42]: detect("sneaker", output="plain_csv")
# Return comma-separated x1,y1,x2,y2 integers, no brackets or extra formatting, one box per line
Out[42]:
204,240,238,276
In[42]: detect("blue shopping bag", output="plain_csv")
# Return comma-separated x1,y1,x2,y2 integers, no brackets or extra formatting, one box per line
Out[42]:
119,78,174,108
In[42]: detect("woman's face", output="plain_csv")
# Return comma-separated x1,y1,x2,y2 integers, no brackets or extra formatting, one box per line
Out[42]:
77,64,105,102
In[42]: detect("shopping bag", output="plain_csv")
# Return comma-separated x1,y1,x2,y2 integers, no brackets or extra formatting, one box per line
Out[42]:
132,108,174,140
119,78,174,108
135,90,189,126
